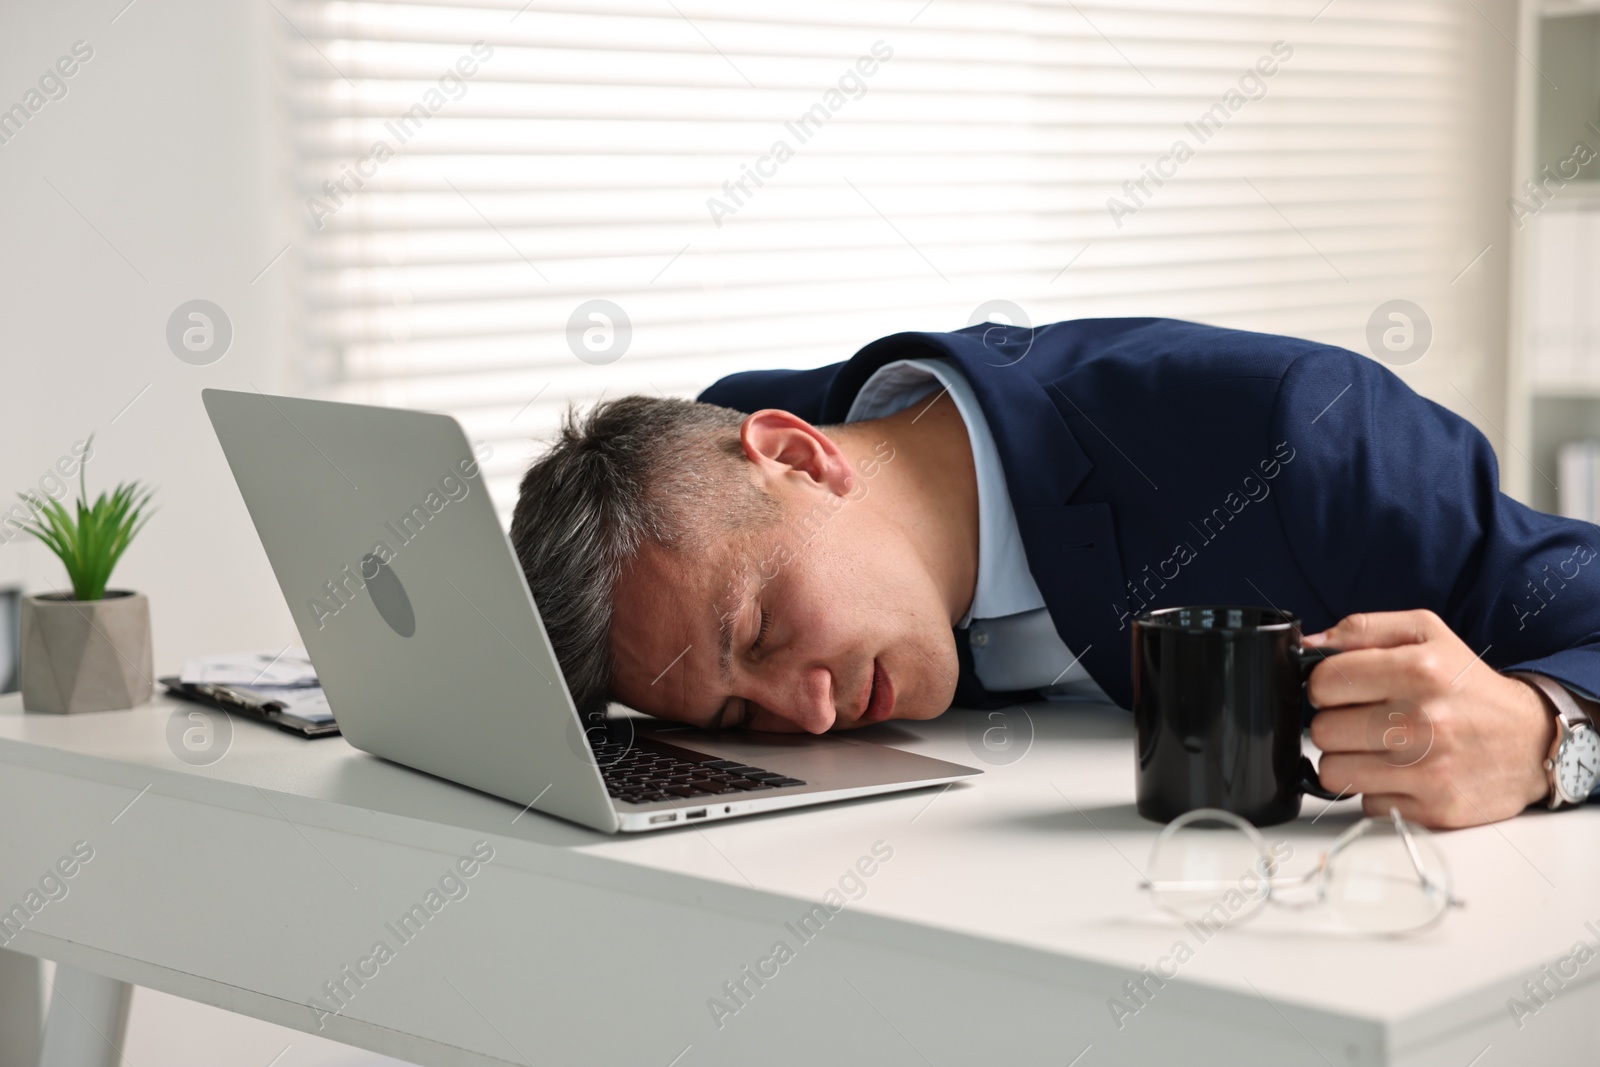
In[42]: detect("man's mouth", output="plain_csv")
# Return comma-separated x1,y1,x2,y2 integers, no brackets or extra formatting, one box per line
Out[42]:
860,658,895,723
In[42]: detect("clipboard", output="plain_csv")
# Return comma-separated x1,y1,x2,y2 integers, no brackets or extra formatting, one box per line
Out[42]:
159,676,342,738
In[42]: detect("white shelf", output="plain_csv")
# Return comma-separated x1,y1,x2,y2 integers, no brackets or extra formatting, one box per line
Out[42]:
1530,382,1600,398
1523,184,1600,206
1539,0,1600,19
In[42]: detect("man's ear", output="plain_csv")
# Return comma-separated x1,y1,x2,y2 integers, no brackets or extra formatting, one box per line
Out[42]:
740,409,854,494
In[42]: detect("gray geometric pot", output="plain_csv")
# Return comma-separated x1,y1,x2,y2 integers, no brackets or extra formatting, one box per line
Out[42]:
20,590,153,713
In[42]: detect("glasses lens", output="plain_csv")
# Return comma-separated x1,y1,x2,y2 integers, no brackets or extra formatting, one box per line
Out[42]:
1147,809,1274,927
1326,816,1452,934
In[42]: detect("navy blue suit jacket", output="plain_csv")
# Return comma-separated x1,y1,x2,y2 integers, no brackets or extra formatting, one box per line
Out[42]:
698,318,1600,715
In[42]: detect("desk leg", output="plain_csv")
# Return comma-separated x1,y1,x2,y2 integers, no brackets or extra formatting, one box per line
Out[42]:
36,965,131,1067
0,948,42,1067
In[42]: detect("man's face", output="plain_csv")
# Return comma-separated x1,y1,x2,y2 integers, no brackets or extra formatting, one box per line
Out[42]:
609,460,960,733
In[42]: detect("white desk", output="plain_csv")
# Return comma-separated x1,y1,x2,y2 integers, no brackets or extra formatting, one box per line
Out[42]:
0,691,1595,1066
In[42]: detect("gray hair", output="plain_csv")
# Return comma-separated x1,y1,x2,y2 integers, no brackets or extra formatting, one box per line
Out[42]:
509,395,777,722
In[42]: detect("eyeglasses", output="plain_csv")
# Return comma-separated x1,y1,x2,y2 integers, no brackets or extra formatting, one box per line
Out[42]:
1139,807,1463,935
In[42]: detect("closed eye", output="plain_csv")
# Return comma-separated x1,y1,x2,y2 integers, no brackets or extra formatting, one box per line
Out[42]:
751,609,773,653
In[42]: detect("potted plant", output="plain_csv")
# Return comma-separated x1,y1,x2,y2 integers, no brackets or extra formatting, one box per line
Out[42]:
14,441,157,713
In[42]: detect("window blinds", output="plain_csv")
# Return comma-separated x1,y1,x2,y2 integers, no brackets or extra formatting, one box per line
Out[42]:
287,0,1472,521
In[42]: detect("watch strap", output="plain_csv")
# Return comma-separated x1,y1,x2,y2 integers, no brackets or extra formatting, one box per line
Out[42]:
1510,671,1595,809
1513,672,1595,728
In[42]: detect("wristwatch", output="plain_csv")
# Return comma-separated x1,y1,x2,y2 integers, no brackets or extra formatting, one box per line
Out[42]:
1511,672,1600,810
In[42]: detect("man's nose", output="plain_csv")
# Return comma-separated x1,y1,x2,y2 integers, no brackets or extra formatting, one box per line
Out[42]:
753,664,835,733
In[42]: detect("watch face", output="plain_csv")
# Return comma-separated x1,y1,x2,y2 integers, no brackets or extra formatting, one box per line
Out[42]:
1557,724,1600,803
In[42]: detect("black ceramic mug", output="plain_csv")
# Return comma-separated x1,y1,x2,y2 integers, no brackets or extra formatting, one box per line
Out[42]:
1132,605,1341,826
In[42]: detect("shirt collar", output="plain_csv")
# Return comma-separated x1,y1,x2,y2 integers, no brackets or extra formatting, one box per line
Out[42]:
844,357,1047,626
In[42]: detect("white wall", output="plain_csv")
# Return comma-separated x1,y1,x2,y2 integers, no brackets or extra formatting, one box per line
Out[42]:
0,0,300,674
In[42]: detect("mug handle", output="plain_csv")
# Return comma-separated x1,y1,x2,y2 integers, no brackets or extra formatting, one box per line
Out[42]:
1296,755,1341,802
1289,643,1341,682
1290,644,1343,802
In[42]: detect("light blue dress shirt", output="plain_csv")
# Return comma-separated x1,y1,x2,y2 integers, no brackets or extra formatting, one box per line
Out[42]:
845,358,1108,702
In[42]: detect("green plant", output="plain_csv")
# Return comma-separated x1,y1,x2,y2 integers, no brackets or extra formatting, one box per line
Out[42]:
15,437,156,601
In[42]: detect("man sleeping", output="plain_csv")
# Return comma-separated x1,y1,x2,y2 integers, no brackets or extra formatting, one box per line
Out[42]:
509,317,1600,828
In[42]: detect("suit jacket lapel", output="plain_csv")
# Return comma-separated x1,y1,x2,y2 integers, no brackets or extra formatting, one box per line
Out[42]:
951,342,1133,708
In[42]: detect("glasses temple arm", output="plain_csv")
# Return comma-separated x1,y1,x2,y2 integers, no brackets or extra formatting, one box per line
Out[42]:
1390,807,1456,899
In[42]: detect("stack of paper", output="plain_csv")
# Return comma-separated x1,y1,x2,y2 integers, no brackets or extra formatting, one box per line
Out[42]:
179,647,333,724
180,648,317,687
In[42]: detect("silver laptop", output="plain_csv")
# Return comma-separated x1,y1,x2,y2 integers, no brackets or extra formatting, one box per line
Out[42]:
202,388,979,832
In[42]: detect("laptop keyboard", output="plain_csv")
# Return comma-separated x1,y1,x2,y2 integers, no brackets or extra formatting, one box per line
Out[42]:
590,739,806,805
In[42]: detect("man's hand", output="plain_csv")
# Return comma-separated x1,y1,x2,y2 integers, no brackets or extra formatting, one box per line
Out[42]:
1302,610,1556,829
